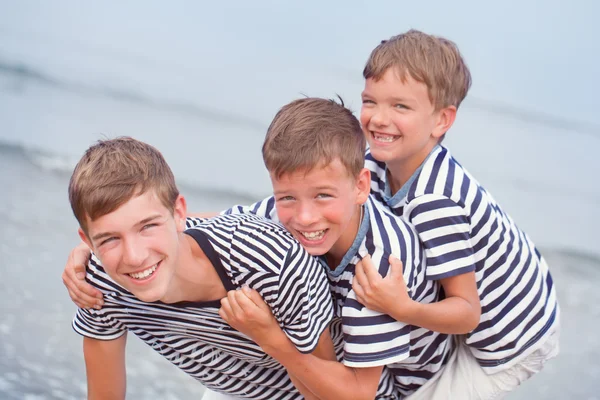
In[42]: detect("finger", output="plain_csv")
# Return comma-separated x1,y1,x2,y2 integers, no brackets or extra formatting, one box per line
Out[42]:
361,255,383,282
227,290,245,320
73,275,103,299
67,288,95,309
354,260,370,287
241,286,271,312
219,298,233,322
63,274,101,308
388,255,404,278
233,289,262,315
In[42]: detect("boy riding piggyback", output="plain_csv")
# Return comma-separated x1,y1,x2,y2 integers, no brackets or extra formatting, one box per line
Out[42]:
354,30,560,398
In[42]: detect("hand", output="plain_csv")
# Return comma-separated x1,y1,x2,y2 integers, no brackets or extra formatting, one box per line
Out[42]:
352,255,415,321
62,241,104,309
219,286,285,349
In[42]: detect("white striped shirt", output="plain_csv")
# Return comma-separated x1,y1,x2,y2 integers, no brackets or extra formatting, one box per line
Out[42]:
366,145,559,373
72,214,335,399
225,196,452,396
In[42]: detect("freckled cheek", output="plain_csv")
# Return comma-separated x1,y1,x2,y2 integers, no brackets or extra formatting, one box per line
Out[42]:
359,111,371,128
276,208,295,227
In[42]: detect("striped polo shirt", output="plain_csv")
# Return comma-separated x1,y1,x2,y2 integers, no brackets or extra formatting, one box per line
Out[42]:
72,214,335,400
225,196,452,396
365,145,559,373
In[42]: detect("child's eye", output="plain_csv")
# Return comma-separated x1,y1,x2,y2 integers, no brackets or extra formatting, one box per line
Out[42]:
277,196,294,202
142,223,158,230
316,193,332,199
394,103,408,109
362,99,375,105
99,237,117,246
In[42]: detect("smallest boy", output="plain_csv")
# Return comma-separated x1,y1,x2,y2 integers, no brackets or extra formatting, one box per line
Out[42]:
354,30,560,398
220,97,453,398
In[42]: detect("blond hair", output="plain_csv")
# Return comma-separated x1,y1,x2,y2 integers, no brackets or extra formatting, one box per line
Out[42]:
262,97,365,179
69,137,179,234
363,29,472,110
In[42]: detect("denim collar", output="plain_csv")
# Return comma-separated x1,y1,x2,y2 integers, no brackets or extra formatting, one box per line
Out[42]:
384,144,441,204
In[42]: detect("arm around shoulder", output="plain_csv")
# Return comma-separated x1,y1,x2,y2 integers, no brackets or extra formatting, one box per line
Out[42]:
83,333,127,400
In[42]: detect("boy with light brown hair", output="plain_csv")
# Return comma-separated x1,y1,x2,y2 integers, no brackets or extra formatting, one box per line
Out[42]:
353,29,559,398
219,97,452,399
67,136,339,400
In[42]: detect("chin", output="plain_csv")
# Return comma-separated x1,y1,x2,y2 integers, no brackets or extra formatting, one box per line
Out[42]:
368,147,395,163
132,289,165,303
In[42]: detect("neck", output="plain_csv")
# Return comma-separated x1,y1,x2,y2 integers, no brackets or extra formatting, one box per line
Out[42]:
160,234,226,303
386,143,438,196
326,204,363,269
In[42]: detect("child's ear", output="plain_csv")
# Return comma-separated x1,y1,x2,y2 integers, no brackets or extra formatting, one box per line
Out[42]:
173,195,188,232
432,105,457,139
356,168,371,204
78,227,92,249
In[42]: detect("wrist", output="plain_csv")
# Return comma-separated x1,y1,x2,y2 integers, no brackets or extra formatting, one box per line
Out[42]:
393,298,421,325
260,328,292,357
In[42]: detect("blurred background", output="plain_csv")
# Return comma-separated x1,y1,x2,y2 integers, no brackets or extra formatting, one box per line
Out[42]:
1,0,599,398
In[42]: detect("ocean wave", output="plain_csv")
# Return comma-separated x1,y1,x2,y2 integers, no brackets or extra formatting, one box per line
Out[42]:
0,59,267,131
0,139,259,203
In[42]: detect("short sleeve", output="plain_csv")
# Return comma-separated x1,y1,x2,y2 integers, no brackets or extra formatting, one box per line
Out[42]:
221,196,278,221
185,217,206,229
273,242,334,354
72,307,126,341
405,194,476,280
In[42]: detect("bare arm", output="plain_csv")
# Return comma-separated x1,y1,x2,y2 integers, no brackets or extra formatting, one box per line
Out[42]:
353,255,480,334
220,287,381,400
83,334,127,400
62,241,103,309
288,328,337,400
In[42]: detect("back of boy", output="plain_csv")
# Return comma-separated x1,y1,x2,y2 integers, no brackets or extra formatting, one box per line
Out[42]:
361,30,559,397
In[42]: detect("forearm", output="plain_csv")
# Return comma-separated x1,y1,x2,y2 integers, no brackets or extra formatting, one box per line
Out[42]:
289,374,320,400
83,335,127,400
263,338,379,400
398,297,480,334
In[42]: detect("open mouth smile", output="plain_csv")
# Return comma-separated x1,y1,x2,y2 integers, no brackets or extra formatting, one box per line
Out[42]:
371,131,399,143
127,261,161,280
299,229,327,241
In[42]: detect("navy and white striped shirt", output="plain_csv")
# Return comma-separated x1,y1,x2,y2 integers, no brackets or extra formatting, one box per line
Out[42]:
73,214,335,399
225,196,452,396
366,145,559,373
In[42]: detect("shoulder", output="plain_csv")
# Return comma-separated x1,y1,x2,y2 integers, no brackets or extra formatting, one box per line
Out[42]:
365,197,420,254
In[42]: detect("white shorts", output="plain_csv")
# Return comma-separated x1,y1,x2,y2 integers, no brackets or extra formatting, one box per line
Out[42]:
405,327,560,400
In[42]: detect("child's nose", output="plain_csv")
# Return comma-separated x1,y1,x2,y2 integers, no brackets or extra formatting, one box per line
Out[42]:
122,237,147,267
371,107,390,127
296,203,318,226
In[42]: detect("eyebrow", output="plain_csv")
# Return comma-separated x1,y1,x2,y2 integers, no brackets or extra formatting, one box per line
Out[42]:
91,214,162,242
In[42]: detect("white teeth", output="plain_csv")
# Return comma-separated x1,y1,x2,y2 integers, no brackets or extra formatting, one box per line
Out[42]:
373,132,397,142
128,264,158,280
300,230,326,241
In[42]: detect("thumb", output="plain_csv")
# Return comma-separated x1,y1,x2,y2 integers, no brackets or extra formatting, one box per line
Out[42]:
388,255,404,279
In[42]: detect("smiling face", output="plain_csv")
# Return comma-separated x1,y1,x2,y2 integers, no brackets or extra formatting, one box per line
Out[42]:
361,68,455,184
79,191,187,302
271,159,370,264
